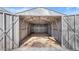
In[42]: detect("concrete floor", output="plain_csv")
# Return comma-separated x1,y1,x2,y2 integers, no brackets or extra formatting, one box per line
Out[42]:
13,33,69,51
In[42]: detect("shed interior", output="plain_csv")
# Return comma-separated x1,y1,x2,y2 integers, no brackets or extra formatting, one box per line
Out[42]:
19,16,62,46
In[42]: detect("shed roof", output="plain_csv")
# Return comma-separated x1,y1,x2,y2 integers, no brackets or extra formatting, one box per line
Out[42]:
0,7,11,13
16,8,64,16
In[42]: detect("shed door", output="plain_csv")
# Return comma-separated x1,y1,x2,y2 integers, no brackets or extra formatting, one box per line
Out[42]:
31,24,48,33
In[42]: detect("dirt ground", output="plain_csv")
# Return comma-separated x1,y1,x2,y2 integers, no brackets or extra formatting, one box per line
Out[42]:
21,33,61,48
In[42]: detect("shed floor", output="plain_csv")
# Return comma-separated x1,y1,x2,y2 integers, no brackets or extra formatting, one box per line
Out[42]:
13,33,69,51
21,33,61,48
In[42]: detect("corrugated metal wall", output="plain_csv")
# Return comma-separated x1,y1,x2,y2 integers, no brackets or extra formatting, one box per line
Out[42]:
51,18,61,42
31,24,48,33
20,20,30,41
0,13,19,51
47,24,51,35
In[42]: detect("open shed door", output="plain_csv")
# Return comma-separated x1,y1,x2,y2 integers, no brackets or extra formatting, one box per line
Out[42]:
0,13,19,51
62,15,79,50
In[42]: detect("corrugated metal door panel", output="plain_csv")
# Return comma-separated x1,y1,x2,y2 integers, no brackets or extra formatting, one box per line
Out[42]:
62,16,69,49
14,16,19,48
68,16,74,49
0,13,3,50
0,13,20,51
62,15,79,50
0,13,13,51
6,14,12,50
75,15,79,50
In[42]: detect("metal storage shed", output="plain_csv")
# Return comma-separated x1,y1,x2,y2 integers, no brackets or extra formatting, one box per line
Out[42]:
15,8,79,51
0,7,79,51
17,8,64,50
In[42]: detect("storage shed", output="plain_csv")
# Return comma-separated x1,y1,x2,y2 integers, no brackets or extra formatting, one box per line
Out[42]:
0,7,79,51
17,8,63,49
